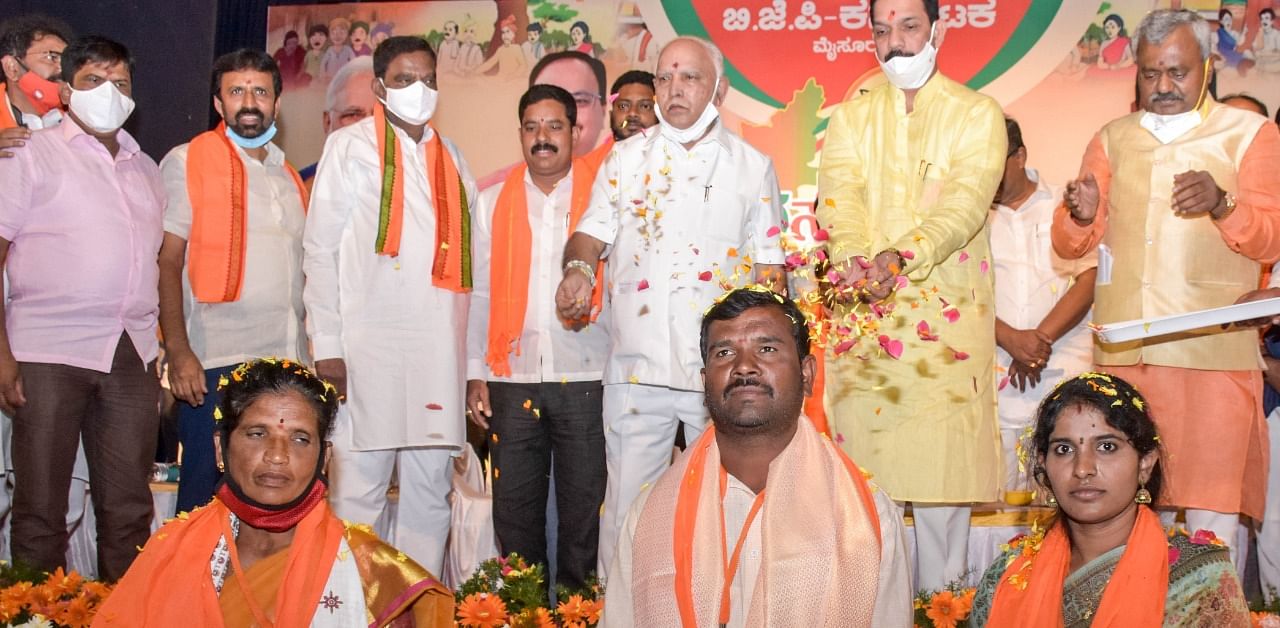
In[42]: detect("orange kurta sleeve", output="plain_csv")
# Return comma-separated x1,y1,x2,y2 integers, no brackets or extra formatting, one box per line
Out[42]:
1051,132,1111,260
1213,121,1280,264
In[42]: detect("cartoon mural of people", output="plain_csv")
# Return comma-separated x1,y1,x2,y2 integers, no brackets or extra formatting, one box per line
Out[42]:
523,22,545,67
321,17,355,78
614,2,656,72
472,14,527,79
371,22,393,48
438,20,463,75
350,20,373,56
1255,8,1280,73
1214,7,1256,75
459,18,485,74
274,29,307,89
1097,14,1134,70
304,23,328,83
570,20,594,57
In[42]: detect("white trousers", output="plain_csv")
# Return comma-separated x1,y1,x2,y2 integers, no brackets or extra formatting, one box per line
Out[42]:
327,405,454,575
912,503,971,590
1262,408,1280,603
1184,508,1241,566
598,383,707,579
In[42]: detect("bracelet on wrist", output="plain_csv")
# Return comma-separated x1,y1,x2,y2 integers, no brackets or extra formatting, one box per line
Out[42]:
563,259,596,287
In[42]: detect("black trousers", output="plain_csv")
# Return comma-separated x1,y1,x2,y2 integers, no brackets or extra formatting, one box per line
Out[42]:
487,380,606,590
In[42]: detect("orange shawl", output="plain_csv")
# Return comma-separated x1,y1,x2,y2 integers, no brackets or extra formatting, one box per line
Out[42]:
0,100,17,130
185,123,308,303
631,417,882,626
578,135,613,175
486,160,601,376
986,505,1168,628
373,103,471,292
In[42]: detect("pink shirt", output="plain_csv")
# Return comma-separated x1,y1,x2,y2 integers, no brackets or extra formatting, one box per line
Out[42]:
0,121,164,372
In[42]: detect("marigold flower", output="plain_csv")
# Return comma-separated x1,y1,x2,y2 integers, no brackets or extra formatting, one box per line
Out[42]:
557,593,589,622
456,592,509,628
925,590,963,628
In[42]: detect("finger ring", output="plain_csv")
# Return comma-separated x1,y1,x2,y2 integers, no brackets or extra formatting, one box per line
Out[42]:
465,409,473,415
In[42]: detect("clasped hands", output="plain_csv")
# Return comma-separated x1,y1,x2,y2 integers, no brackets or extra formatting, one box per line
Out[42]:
827,249,905,305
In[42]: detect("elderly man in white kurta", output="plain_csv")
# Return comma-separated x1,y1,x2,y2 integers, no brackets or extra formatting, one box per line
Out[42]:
303,36,477,574
556,36,786,578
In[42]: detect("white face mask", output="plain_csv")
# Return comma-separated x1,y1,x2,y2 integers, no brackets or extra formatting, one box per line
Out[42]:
379,79,438,125
68,81,136,134
1139,109,1202,144
655,77,721,145
878,22,939,90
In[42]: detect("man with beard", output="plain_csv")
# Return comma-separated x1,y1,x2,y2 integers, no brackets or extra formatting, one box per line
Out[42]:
1053,9,1280,560
608,70,656,141
0,14,70,137
158,48,310,513
602,288,910,627
465,84,607,590
816,0,1006,589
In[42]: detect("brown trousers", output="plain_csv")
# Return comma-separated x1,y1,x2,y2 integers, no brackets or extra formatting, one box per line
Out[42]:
11,333,159,581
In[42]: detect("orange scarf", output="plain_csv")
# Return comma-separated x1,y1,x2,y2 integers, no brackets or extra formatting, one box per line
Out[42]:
0,99,16,130
92,497,344,627
373,103,471,292
632,418,882,626
185,123,308,303
579,135,614,175
486,161,600,376
986,505,1168,628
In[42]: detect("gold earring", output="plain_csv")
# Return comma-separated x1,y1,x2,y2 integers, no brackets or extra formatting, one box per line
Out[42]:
1135,485,1152,505
1046,492,1057,506
217,462,225,473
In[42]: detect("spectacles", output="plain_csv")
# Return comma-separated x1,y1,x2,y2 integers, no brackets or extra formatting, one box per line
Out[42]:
571,91,603,108
26,50,61,65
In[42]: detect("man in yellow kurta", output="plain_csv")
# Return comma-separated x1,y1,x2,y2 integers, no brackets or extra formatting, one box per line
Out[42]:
816,0,1006,590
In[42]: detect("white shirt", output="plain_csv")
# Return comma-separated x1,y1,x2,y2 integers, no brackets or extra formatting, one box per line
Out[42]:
989,168,1097,427
161,141,308,369
303,117,477,450
467,169,609,383
575,122,785,391
604,472,913,627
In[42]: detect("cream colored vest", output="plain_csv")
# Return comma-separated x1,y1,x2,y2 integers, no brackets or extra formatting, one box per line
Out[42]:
1093,102,1266,370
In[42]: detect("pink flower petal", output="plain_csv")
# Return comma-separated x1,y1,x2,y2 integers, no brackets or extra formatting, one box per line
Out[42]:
878,335,904,359
637,279,650,291
698,271,713,281
815,250,829,262
942,307,960,323
1168,546,1181,564
899,250,915,260
958,251,970,263
854,256,873,270
833,339,856,355
765,225,781,238
952,349,970,361
916,320,939,342
980,260,990,274
425,403,443,410
812,229,830,242
895,275,909,290
835,432,845,444
998,376,1010,391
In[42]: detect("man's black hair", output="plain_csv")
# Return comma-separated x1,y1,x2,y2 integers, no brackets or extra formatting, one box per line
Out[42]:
60,35,134,84
700,289,811,364
869,0,940,23
519,83,577,128
373,35,435,79
211,48,282,98
610,70,654,95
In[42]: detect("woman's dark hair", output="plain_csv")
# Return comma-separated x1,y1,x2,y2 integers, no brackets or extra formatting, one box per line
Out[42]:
571,20,591,42
1105,14,1128,38
215,358,339,446
1031,372,1162,502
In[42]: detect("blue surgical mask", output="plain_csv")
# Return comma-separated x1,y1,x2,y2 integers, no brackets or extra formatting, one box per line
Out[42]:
225,122,277,149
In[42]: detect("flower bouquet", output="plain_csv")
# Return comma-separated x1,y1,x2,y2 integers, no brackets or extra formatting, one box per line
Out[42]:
455,553,602,627
0,562,111,628
913,581,977,628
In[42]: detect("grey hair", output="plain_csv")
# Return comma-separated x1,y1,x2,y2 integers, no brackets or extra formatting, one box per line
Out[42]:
1135,9,1212,60
325,55,374,111
659,36,725,82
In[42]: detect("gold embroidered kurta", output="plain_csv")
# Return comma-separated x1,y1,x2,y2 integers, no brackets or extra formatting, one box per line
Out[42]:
816,74,1006,503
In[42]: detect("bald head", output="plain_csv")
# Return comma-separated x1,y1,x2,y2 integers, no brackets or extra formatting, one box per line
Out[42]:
654,37,728,130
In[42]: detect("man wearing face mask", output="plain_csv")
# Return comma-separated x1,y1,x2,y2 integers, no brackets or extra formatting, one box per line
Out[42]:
556,36,786,578
0,15,71,157
465,84,608,591
1053,9,1280,559
157,49,310,515
816,0,1007,590
303,35,478,575
0,35,165,581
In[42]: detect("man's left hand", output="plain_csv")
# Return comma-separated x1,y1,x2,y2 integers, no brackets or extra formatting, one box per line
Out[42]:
863,249,904,303
1171,170,1227,218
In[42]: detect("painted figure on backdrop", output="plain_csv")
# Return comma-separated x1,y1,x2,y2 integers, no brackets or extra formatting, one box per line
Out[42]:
458,19,485,75
523,22,545,67
570,21,595,57
303,24,327,82
350,21,372,57
321,17,355,78
1213,8,1256,75
273,30,307,89
1098,14,1135,70
472,14,527,79
371,22,393,49
1251,8,1279,73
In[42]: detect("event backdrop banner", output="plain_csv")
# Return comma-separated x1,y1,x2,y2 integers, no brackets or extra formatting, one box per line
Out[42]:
266,0,1279,241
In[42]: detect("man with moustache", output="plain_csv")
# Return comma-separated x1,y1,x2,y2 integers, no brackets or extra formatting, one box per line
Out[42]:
0,36,165,580
0,14,70,144
304,36,477,574
465,84,607,590
817,0,1006,589
557,36,785,578
609,70,656,142
602,288,910,627
1053,9,1280,558
158,48,310,513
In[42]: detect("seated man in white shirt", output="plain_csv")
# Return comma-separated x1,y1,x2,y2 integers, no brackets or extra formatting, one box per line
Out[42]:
990,116,1096,500
465,84,607,591
602,287,911,627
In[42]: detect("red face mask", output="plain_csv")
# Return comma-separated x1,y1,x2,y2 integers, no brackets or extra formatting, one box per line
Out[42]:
15,62,63,115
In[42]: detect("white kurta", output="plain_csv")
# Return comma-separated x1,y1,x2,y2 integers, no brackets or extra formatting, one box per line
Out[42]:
603,474,913,627
303,117,477,451
574,123,786,392
989,168,1097,429
161,141,309,369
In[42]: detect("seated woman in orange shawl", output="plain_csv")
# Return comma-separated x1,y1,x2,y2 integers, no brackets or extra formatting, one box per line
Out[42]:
969,372,1250,628
93,358,453,627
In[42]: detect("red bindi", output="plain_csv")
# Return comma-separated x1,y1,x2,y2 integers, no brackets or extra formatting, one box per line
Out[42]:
889,10,896,19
